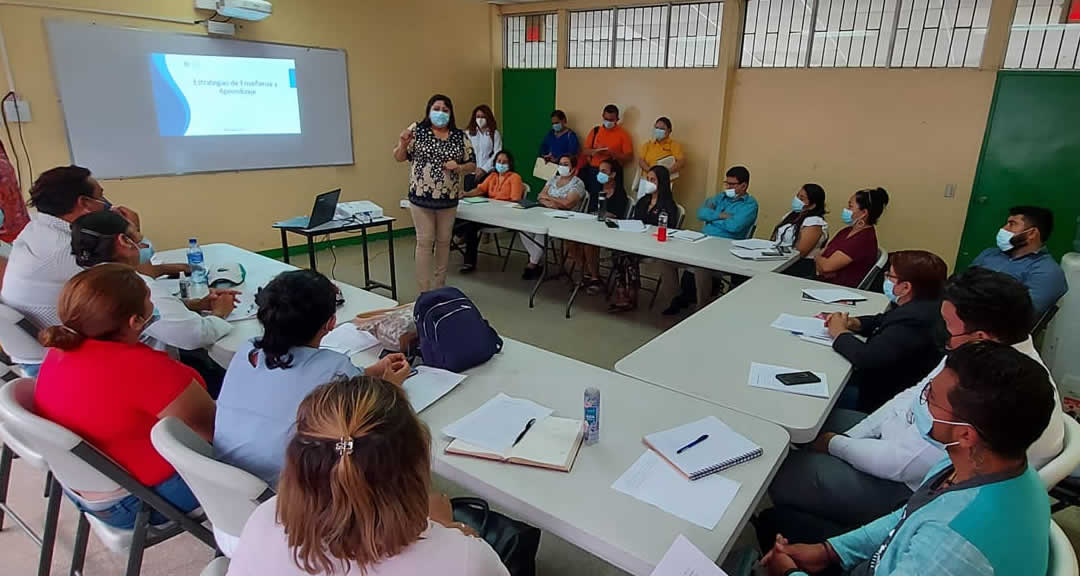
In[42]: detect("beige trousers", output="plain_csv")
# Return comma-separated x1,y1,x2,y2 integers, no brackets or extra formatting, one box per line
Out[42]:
410,203,458,293
660,263,714,308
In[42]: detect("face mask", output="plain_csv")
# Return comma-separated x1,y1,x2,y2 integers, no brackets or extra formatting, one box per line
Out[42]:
87,196,112,212
139,243,155,265
996,228,1020,252
883,278,899,304
639,179,657,196
475,117,487,129
557,165,571,176
597,172,610,185
724,188,736,199
602,120,616,129
841,208,855,225
494,162,509,174
912,396,970,451
140,307,161,331
552,122,563,132
791,196,805,213
429,109,450,127
653,128,667,141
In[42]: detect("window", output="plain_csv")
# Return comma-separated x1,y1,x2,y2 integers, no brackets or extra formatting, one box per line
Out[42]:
505,13,558,69
742,0,989,68
569,3,723,68
1005,0,1080,69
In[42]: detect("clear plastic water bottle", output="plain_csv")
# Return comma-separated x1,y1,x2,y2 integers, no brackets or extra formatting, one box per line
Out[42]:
584,387,600,445
178,271,191,299
597,193,606,222
187,238,209,299
658,210,669,242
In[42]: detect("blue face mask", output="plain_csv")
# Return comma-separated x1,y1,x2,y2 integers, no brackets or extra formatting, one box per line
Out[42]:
602,120,616,129
139,242,155,265
883,278,899,304
494,162,509,174
429,109,450,128
996,228,1016,252
597,171,610,185
912,394,970,451
724,188,736,199
791,196,805,213
653,128,667,141
841,208,855,225
552,122,563,132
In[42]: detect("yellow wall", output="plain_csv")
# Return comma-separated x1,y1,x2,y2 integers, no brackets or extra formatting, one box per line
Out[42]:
0,0,494,252
725,68,997,264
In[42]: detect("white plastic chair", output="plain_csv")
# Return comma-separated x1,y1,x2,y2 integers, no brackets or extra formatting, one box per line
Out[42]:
0,422,60,576
0,302,45,369
1049,519,1079,576
151,417,273,557
201,556,230,576
1041,417,1080,490
857,248,889,290
0,379,215,576
675,203,686,229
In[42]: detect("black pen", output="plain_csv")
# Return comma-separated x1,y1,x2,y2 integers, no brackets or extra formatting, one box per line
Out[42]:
512,418,537,447
676,434,709,454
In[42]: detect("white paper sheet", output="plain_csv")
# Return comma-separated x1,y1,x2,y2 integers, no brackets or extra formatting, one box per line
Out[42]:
442,393,554,453
731,238,776,250
225,289,260,322
319,323,379,356
748,362,829,399
614,220,648,233
612,450,740,530
770,313,830,339
544,210,594,220
404,366,466,413
802,288,867,303
670,230,707,242
799,333,835,347
651,534,728,576
729,248,788,261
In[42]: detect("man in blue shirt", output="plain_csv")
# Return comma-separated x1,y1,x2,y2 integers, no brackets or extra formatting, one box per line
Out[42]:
662,166,759,315
538,109,580,163
971,205,1067,317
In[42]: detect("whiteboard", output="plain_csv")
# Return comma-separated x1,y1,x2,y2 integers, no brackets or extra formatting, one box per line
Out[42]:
46,20,353,179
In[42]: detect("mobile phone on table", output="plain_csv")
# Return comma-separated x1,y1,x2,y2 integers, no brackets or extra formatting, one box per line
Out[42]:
605,220,618,229
776,371,821,386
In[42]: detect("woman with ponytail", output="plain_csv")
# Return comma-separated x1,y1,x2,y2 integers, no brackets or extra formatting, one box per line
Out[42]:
227,375,509,576
34,264,214,529
214,269,411,486
815,187,890,288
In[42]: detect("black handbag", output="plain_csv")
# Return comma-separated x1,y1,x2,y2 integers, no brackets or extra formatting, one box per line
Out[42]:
452,497,540,576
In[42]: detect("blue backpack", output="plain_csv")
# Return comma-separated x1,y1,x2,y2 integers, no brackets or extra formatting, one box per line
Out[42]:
415,287,503,372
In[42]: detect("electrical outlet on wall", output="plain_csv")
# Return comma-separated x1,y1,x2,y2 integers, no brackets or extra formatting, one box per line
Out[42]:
1,99,31,123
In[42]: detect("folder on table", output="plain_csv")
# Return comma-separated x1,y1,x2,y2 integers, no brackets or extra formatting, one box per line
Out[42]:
644,416,762,480
446,416,584,473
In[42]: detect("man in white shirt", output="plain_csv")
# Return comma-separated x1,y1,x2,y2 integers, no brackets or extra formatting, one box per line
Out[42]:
760,267,1065,544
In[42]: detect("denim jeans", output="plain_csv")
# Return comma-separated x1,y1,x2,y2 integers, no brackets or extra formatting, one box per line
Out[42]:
19,363,40,378
69,473,200,529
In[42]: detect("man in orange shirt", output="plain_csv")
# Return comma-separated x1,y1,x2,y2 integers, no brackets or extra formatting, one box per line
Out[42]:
581,104,633,198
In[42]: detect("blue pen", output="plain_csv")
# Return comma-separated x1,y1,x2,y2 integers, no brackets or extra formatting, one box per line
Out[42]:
676,434,709,454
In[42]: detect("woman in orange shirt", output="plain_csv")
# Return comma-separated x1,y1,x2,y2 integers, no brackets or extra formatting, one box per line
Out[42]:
459,150,524,273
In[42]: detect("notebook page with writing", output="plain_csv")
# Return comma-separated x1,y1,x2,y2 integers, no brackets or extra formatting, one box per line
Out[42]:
446,416,584,472
644,416,762,480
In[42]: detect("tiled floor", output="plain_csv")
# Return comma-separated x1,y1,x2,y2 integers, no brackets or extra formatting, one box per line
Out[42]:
2,235,1077,575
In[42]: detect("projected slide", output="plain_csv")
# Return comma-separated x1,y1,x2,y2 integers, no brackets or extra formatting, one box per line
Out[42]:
150,53,300,136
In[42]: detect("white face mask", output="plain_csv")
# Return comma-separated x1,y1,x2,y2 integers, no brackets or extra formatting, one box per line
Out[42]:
476,117,487,129
557,165,571,176
639,179,657,196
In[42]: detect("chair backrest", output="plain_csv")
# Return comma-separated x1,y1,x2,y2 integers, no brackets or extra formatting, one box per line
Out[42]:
857,248,889,290
576,190,590,213
0,422,47,469
522,182,532,199
0,302,46,366
1039,416,1080,490
745,224,757,240
1049,519,1079,576
201,557,230,576
151,417,271,540
1034,303,1061,336
0,379,124,493
676,203,686,229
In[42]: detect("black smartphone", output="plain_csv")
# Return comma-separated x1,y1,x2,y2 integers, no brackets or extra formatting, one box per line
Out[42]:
605,220,618,229
776,371,821,386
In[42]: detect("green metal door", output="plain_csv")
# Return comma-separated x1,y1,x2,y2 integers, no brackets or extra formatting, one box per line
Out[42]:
501,69,556,198
956,70,1080,270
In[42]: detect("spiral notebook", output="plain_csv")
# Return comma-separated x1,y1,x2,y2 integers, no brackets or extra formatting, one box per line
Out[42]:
644,416,762,481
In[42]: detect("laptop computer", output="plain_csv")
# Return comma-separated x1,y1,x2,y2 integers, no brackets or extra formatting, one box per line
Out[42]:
276,189,341,230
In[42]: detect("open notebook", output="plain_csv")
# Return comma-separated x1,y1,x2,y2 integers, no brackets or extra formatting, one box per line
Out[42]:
446,416,584,473
644,416,762,480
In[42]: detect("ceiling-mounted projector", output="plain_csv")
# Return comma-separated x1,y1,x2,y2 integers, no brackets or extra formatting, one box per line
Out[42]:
216,0,272,21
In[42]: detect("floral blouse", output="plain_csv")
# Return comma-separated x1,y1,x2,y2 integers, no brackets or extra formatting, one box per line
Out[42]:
407,124,476,210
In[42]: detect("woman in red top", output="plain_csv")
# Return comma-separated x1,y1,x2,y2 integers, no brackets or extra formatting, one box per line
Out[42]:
35,264,215,529
815,187,889,288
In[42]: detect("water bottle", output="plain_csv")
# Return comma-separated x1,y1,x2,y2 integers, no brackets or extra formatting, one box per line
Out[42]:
187,238,210,299
657,210,669,242
597,193,606,222
178,271,191,299
584,387,600,445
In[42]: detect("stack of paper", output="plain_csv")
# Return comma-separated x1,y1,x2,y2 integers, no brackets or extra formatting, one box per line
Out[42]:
461,197,489,204
670,229,707,242
545,210,594,220
731,238,777,250
442,393,553,453
770,313,830,340
320,323,379,356
748,362,829,398
651,535,728,576
613,220,648,233
404,366,466,413
612,450,740,530
225,289,260,322
729,248,788,261
802,288,867,304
